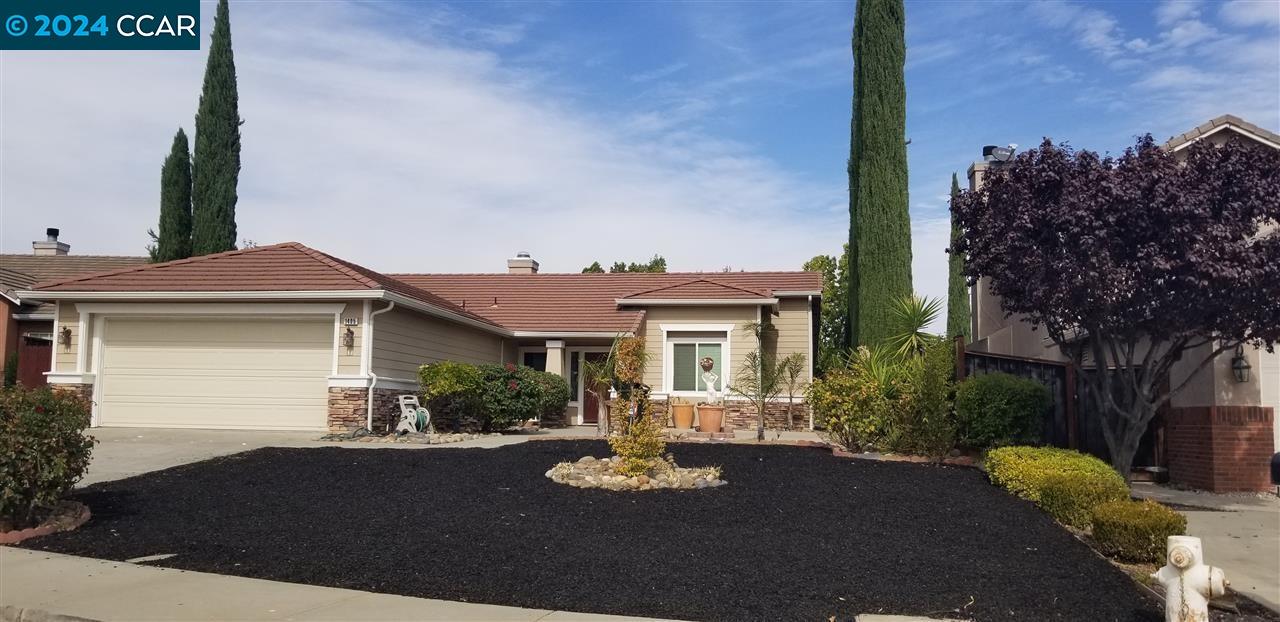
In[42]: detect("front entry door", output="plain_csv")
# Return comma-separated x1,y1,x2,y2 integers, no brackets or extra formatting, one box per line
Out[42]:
581,352,609,425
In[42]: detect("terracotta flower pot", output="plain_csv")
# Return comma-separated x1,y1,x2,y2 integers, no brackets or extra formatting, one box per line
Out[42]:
697,405,725,433
671,404,695,429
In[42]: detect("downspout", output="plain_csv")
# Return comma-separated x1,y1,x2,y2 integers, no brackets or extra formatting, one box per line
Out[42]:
366,300,396,431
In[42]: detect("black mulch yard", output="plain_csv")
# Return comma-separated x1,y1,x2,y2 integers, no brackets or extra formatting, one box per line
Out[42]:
23,441,1165,621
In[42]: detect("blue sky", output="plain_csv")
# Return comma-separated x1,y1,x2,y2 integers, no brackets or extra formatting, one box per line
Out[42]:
2,0,1277,322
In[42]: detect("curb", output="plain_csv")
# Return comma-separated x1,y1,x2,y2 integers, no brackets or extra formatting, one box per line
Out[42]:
0,606,99,622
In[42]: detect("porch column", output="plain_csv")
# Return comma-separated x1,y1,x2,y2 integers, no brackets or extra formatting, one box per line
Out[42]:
544,340,565,377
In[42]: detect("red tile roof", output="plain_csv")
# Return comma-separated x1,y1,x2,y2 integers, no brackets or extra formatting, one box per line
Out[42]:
31,243,503,329
620,278,771,300
392,272,821,333
26,242,820,335
0,254,147,282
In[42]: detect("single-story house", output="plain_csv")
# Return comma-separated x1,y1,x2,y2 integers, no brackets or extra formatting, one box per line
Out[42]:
18,243,820,433
965,113,1278,492
1,228,147,388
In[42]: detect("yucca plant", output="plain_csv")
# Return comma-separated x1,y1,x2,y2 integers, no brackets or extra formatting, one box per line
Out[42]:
885,295,944,358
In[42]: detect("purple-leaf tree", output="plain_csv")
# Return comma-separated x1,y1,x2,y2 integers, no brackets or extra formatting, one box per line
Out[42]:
951,135,1280,478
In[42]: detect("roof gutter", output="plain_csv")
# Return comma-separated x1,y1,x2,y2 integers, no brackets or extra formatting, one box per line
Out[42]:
615,298,778,306
15,288,513,337
382,292,512,337
14,290,385,301
511,330,634,339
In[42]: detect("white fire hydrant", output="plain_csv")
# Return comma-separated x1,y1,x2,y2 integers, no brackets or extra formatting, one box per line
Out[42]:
1151,535,1227,622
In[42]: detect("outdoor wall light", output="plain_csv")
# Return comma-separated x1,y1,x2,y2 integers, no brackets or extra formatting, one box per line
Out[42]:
342,327,355,349
1231,345,1251,384
58,327,72,349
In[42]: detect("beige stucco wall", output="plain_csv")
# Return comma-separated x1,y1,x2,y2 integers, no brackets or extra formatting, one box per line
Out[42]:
636,301,812,397
639,305,759,392
336,301,364,375
772,297,813,392
370,307,504,380
1170,341,1266,409
54,302,79,372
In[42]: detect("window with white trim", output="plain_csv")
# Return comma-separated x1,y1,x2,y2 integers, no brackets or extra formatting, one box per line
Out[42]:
666,330,727,393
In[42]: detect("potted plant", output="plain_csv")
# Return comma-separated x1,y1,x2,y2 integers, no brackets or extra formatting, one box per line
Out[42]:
670,397,695,429
695,356,725,433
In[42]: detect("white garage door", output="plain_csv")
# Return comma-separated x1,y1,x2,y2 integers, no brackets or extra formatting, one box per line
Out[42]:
1262,349,1279,453
97,317,332,430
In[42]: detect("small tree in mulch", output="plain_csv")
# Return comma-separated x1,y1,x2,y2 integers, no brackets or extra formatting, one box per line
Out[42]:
1,387,95,530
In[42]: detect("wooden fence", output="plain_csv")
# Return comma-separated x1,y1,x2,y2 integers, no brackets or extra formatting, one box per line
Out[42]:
954,337,1079,452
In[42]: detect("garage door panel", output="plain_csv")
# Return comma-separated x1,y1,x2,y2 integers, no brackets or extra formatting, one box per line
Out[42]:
102,403,327,430
103,349,331,373
98,317,332,430
102,375,326,399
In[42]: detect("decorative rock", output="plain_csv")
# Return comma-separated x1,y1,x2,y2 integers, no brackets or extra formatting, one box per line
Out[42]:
545,455,727,492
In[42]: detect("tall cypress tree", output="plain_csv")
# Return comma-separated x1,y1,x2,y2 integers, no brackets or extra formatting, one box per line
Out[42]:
191,0,241,256
846,0,911,348
155,129,193,262
946,173,971,340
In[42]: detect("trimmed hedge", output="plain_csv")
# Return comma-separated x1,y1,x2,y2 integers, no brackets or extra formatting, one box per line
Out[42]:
955,373,1051,449
1091,500,1187,563
1,387,95,529
418,362,570,432
1037,471,1129,529
985,446,1124,503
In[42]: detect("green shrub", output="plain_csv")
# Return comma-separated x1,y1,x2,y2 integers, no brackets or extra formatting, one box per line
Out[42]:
954,373,1052,449
808,349,899,451
608,416,666,476
419,361,484,430
2,352,17,388
1,387,95,529
891,340,957,458
418,362,570,432
985,446,1124,503
1091,500,1187,563
1037,471,1130,529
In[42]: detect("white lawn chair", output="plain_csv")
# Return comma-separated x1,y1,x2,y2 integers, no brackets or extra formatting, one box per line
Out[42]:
393,395,431,434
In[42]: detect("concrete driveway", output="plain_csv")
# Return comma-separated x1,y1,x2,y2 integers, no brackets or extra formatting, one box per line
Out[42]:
78,427,587,487
78,428,324,486
1133,482,1280,613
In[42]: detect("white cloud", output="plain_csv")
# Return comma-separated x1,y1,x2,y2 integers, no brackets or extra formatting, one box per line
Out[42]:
1028,0,1126,58
1156,0,1202,26
0,2,843,276
631,62,689,83
1219,0,1280,27
911,216,954,332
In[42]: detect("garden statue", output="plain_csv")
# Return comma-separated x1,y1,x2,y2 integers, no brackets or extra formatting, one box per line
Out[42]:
700,356,720,404
1151,535,1226,622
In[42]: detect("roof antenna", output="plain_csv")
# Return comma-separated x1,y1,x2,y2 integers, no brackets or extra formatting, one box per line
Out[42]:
491,296,499,307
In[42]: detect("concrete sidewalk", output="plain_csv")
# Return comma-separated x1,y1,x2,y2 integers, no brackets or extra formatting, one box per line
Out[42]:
0,548,671,622
1132,483,1280,613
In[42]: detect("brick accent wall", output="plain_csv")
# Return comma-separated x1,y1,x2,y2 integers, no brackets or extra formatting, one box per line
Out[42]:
50,383,93,406
649,398,811,431
327,386,400,432
1166,405,1275,492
